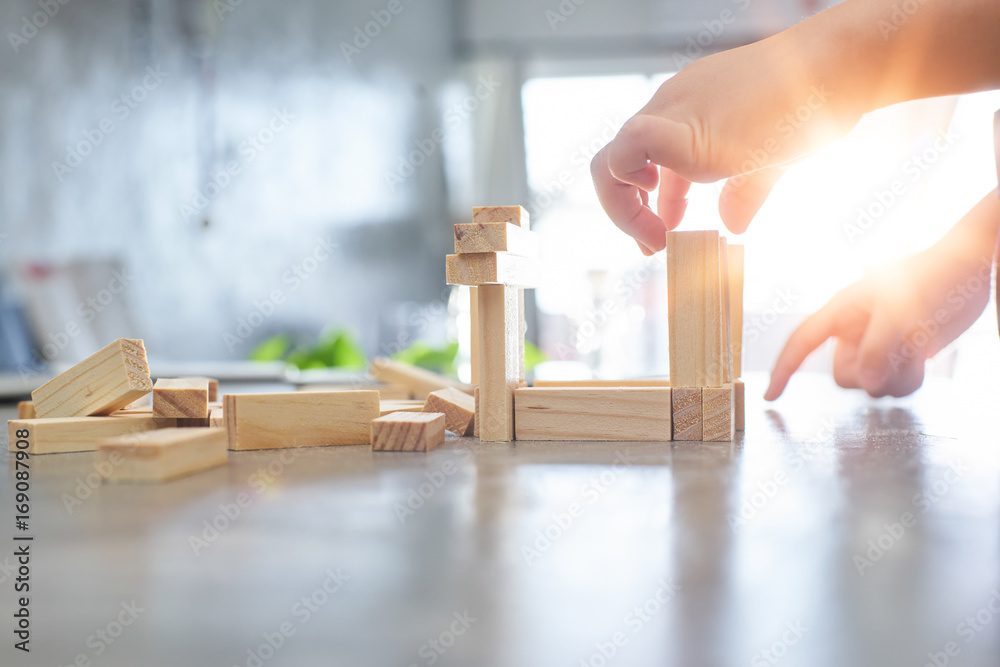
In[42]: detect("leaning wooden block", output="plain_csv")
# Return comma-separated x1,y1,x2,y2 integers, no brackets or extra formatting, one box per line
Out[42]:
7,415,174,455
472,205,530,229
734,380,745,431
666,232,723,388
672,387,703,441
153,378,210,419
703,384,735,442
370,357,472,400
445,252,539,288
224,391,379,450
423,387,476,436
17,402,35,420
371,412,446,452
98,428,228,482
478,284,519,441
454,222,540,258
514,387,671,441
379,399,426,416
31,338,152,418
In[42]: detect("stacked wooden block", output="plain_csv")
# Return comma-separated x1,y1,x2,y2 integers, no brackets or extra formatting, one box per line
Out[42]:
446,206,539,442
667,231,745,442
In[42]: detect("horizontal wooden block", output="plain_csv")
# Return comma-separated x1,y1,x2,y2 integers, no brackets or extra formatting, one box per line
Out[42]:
153,378,210,419
8,415,175,455
98,428,228,482
423,387,475,436
298,383,412,400
379,399,426,416
32,338,152,418
371,412,445,452
17,402,35,419
472,205,530,229
672,387,702,441
703,384,735,442
370,357,472,400
514,387,672,441
445,253,539,288
454,222,539,258
734,380,745,431
224,391,379,450
533,379,670,388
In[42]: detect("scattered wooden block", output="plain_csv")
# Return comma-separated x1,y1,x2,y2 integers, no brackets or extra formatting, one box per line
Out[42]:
478,284,519,442
735,379,745,431
17,402,35,420
703,384,735,442
370,357,472,400
98,428,228,482
7,415,175,455
470,286,480,385
153,378,210,419
445,252,539,288
533,379,670,388
379,399,426,416
31,338,153,418
423,387,475,436
472,205,530,229
728,245,745,378
371,412,445,452
454,222,540,257
223,391,379,450
514,387,671,441
672,387,703,441
209,407,225,428
185,377,220,402
666,232,723,388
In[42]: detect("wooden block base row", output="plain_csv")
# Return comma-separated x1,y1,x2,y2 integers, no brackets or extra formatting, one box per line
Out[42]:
671,383,740,442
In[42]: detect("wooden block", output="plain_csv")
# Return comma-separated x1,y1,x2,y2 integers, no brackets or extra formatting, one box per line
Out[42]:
474,386,480,438
518,288,526,384
224,391,379,450
514,387,671,441
423,387,475,436
470,286,480,385
371,412,445,452
177,417,211,428
31,338,152,418
184,377,220,402
533,379,670,388
153,378,210,419
7,415,175,455
666,231,723,388
703,384,735,442
445,253,539,288
478,284,519,442
728,245,744,378
472,205,530,229
454,222,539,258
98,428,228,482
17,402,35,420
370,357,472,400
720,239,734,384
209,407,225,428
735,379,745,431
672,387,703,441
379,399,426,416
298,384,412,400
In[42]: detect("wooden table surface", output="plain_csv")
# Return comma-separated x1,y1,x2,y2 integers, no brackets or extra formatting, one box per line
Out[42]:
1,373,998,667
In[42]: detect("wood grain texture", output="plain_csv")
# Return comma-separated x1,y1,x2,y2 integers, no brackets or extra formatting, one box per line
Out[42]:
478,284,519,441
17,401,34,419
470,286,480,385
370,358,472,400
735,379,745,431
720,239,734,384
445,252,539,288
518,288,526,384
31,338,152,418
672,387,703,441
533,379,670,388
514,387,672,441
379,400,426,416
297,384,412,400
209,407,225,428
666,232,723,388
153,378,210,418
223,390,379,450
98,428,228,482
472,205,530,230
474,386,480,438
7,415,175,455
371,412,446,452
423,387,476,436
454,222,540,257
703,384,735,442
728,245,745,378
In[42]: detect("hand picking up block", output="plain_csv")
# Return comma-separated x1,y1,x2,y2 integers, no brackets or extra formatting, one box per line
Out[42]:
31,338,153,418
423,387,475,436
8,415,175,455
472,206,530,229
153,378,210,419
514,387,672,441
224,390,379,450
454,222,539,258
445,252,539,288
371,412,446,452
99,428,228,482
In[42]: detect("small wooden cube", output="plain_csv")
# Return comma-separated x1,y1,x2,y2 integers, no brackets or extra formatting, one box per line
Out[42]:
153,378,209,419
372,412,446,452
672,387,703,441
703,384,735,442
17,401,35,420
472,205,530,229
423,387,476,436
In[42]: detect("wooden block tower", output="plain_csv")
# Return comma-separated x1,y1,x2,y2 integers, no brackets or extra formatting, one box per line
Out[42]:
446,206,539,441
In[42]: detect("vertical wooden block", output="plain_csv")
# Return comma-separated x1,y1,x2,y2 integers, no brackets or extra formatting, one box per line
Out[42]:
478,284,519,441
728,245,745,378
703,384,735,442
98,428,228,482
666,231,723,388
17,401,35,420
518,288,526,384
720,239,734,384
472,205,530,230
423,387,476,436
371,412,446,452
153,378,210,419
474,386,480,438
735,379,745,431
672,387,703,441
470,286,480,385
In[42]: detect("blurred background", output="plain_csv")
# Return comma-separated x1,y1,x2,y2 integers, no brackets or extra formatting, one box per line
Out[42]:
1,0,998,391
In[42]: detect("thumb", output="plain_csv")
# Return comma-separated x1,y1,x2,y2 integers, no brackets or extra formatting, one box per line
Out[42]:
718,167,785,234
855,306,905,396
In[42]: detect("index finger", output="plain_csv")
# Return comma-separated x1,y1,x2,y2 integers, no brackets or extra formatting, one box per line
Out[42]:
764,296,848,401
